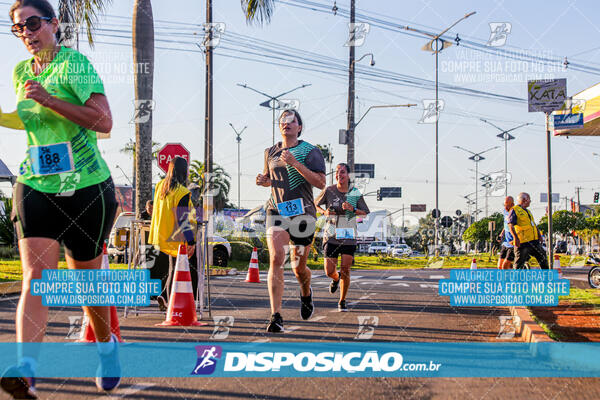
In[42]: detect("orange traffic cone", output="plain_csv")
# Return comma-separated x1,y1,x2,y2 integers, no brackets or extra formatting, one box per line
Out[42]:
158,244,205,326
245,247,261,283
79,243,123,342
554,254,563,278
470,258,477,270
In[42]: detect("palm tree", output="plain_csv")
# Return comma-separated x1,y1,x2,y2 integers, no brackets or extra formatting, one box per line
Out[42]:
188,160,232,211
132,0,154,219
58,0,112,46
241,0,275,24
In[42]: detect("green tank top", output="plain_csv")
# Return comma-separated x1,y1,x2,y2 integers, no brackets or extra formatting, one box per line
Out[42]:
12,46,111,193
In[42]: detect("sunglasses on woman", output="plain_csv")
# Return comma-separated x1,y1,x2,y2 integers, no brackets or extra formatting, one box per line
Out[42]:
11,15,52,37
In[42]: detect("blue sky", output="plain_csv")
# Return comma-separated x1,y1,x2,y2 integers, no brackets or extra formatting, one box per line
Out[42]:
1,0,600,224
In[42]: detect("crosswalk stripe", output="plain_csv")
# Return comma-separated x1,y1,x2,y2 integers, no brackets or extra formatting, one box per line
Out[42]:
391,283,409,287
386,275,404,280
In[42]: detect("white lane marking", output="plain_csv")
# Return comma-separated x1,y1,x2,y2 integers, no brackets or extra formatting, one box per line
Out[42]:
0,295,21,302
419,284,439,289
351,275,363,280
567,277,588,281
98,382,155,399
391,283,409,287
312,274,324,279
286,326,301,332
429,275,445,279
284,279,295,283
313,281,329,285
312,316,327,322
386,275,404,280
347,301,359,306
359,295,370,300
253,338,271,343
359,280,383,285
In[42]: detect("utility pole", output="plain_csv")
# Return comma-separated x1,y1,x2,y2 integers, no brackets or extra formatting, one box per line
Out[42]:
561,195,568,211
346,0,356,172
328,143,334,185
204,0,214,265
229,123,247,209
575,186,582,211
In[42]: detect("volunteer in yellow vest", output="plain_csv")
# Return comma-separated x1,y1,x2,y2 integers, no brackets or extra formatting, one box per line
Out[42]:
508,192,549,269
149,157,196,310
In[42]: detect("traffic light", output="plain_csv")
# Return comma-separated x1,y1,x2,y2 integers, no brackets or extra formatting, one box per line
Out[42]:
595,192,599,204
376,189,382,201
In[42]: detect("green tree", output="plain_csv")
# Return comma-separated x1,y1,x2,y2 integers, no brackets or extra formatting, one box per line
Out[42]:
242,0,275,24
58,0,113,46
462,213,503,251
552,210,586,237
188,160,232,211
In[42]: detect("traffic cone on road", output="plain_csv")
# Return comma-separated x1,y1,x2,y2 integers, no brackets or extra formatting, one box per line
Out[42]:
245,247,261,283
158,244,205,326
554,254,563,278
470,258,477,270
79,243,123,342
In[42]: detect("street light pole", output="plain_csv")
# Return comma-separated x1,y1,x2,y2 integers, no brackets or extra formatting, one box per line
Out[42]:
454,145,500,222
480,119,531,197
404,11,476,255
237,83,311,145
229,123,247,209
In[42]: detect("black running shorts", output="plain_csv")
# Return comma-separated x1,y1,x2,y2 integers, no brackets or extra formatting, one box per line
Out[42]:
12,177,118,261
266,211,316,247
324,242,357,258
499,245,515,262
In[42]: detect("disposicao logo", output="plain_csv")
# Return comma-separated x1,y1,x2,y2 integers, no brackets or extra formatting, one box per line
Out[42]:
191,345,222,375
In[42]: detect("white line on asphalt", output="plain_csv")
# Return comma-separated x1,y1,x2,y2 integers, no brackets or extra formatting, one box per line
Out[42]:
347,301,359,306
313,281,329,285
567,277,588,281
351,275,363,280
312,316,327,321
97,382,155,399
252,338,271,343
287,326,300,332
386,276,404,280
0,295,20,302
359,295,370,300
391,283,409,287
419,284,439,288
429,275,445,279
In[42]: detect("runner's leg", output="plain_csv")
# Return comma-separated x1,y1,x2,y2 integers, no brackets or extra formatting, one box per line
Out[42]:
291,244,312,296
65,254,112,342
16,238,60,346
267,227,290,315
324,257,339,281
339,254,353,301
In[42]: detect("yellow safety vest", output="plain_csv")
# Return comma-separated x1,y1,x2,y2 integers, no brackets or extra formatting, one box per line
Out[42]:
148,180,195,257
512,204,538,243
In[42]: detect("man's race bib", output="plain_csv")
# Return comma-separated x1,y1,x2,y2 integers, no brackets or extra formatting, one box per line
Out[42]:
30,142,74,176
277,198,305,217
335,228,355,240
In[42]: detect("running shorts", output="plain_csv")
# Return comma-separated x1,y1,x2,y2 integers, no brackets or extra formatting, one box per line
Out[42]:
324,242,357,258
12,177,118,261
266,210,316,247
499,245,515,262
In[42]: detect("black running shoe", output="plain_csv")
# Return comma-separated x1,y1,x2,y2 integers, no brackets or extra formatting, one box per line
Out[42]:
338,300,348,312
1,364,37,399
300,287,314,320
266,313,284,333
329,278,340,294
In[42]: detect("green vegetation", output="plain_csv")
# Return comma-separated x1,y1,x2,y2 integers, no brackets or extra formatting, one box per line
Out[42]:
560,288,600,307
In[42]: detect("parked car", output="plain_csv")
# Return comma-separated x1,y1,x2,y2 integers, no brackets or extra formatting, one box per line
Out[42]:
368,241,388,255
391,243,412,257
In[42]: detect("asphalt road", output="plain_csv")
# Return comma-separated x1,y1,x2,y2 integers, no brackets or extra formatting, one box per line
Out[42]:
0,267,597,399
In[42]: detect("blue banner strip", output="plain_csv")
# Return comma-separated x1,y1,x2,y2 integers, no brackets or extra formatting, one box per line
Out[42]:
1,342,599,377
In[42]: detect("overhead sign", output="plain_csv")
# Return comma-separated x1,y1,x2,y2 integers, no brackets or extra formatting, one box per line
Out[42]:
553,113,583,130
354,163,375,178
379,187,402,198
540,193,560,203
528,79,567,113
411,204,426,212
157,143,190,173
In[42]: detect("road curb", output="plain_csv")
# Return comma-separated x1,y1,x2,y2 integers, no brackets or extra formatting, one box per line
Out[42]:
509,306,553,342
0,281,21,295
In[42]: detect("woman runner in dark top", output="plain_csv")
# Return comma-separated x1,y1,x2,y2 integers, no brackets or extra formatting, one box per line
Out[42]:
315,163,369,311
256,110,326,333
